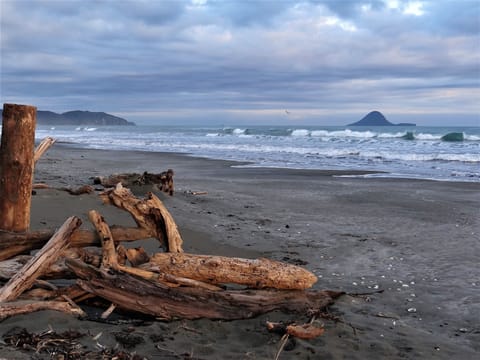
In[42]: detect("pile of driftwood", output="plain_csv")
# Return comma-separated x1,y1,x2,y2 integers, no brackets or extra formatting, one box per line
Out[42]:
93,169,175,195
0,183,342,323
0,104,343,345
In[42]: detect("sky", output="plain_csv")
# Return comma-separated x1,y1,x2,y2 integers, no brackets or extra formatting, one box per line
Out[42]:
1,0,479,126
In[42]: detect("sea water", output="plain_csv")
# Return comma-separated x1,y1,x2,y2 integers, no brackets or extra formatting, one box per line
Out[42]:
34,125,480,182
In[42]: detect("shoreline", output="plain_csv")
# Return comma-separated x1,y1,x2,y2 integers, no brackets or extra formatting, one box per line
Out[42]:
1,145,478,359
49,141,480,184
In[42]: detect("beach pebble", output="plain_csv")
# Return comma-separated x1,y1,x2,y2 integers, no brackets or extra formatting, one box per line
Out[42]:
407,308,417,313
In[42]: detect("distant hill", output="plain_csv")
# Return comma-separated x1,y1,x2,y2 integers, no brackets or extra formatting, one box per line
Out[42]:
1,110,136,126
348,111,415,126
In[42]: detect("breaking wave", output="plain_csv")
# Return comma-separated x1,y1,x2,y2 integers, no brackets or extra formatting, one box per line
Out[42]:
34,124,480,182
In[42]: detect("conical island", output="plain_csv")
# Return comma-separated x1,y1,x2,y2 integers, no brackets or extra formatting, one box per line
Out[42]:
348,111,415,126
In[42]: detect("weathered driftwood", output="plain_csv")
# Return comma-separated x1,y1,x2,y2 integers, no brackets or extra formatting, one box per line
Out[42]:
0,216,82,302
0,255,32,280
100,183,183,252
72,226,152,247
33,183,50,189
0,229,55,261
87,211,217,290
0,226,151,261
67,258,343,321
0,253,94,281
117,265,222,291
34,136,56,163
53,284,94,304
125,247,150,266
266,321,325,339
116,245,150,267
62,185,94,195
0,300,86,321
0,247,101,280
286,323,325,339
0,103,37,232
94,169,174,195
20,287,56,300
88,210,118,269
141,253,317,290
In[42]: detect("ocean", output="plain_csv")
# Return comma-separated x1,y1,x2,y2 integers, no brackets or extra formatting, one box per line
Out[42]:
35,124,480,183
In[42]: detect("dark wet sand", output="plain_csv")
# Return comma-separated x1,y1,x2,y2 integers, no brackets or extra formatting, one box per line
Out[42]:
1,145,479,359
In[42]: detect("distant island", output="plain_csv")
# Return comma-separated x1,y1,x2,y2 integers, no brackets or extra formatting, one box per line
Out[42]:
1,110,136,126
348,111,416,126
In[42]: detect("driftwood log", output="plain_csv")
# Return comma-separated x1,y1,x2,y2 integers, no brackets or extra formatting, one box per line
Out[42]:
94,170,174,195
0,217,82,302
142,253,318,290
67,259,342,321
0,300,86,321
34,136,56,163
0,248,101,281
100,183,183,252
88,210,118,269
0,226,151,261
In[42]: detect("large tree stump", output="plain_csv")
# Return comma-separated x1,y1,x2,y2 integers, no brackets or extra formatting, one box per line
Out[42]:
0,103,37,232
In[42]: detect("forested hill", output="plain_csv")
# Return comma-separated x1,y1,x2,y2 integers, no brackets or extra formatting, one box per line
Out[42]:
1,110,135,126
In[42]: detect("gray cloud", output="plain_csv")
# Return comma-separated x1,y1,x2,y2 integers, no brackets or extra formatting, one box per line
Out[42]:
1,0,479,125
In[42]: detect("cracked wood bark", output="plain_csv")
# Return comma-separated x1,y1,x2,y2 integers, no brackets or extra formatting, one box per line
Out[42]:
141,253,318,290
0,226,151,261
100,183,183,252
66,258,343,320
0,216,81,302
0,103,37,232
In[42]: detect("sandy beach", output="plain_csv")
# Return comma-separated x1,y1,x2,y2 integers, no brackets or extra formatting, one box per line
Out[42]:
1,145,479,359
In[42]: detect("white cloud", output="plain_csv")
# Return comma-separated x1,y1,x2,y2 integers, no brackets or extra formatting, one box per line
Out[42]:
403,1,425,16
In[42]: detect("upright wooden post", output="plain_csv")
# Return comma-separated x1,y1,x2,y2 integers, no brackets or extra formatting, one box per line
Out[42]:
0,103,37,232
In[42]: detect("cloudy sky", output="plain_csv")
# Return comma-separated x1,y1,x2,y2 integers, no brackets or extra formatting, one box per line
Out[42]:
1,0,479,125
